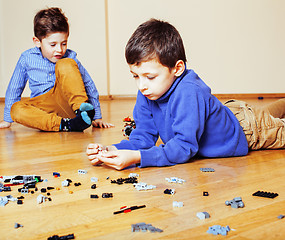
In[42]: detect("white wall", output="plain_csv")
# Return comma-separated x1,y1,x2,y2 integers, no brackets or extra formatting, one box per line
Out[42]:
0,0,4,95
0,0,107,97
0,0,285,98
108,0,285,95
0,1,4,96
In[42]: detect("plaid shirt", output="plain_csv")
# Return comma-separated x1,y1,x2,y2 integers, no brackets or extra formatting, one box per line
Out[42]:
4,47,101,122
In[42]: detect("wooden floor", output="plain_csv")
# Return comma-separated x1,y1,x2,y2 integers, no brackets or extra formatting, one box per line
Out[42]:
1,98,285,240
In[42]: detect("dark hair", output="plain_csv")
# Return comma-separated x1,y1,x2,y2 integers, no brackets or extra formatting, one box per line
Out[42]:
34,7,69,40
125,19,187,70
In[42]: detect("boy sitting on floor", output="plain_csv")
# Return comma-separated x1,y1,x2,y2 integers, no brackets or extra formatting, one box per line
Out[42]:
86,18,285,170
0,7,112,131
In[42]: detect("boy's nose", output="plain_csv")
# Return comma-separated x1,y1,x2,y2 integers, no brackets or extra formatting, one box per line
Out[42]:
56,45,62,53
138,78,148,91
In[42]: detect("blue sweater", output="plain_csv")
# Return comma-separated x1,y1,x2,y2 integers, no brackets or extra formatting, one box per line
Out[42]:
114,69,248,167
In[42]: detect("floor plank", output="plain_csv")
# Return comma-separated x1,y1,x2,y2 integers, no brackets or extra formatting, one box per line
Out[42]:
1,98,285,239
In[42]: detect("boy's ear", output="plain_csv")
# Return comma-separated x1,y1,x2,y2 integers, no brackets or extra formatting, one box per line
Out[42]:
174,60,185,77
33,37,41,48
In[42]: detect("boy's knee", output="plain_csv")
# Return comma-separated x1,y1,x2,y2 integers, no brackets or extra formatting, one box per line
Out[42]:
55,58,77,73
10,101,23,122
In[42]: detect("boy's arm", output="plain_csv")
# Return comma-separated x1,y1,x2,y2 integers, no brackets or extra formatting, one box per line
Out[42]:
3,56,28,122
90,89,204,170
87,143,140,170
115,87,207,168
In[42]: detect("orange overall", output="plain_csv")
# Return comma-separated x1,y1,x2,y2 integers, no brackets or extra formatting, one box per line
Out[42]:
11,58,89,131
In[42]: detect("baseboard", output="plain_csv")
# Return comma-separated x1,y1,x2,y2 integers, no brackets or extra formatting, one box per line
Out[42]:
1,93,285,102
99,95,137,100
99,93,285,100
213,93,285,99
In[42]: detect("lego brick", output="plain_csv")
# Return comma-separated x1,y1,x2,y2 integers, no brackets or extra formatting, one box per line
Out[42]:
196,212,210,219
173,201,184,207
252,191,278,199
113,205,146,214
90,177,98,182
207,225,230,236
90,194,99,199
164,188,175,195
78,169,87,174
111,177,138,184
200,168,215,172
102,193,113,198
133,182,156,191
165,177,186,184
129,173,139,178
131,222,163,233
225,197,245,208
14,223,23,229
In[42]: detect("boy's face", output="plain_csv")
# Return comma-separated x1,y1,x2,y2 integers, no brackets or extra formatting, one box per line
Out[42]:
33,32,68,63
129,59,184,100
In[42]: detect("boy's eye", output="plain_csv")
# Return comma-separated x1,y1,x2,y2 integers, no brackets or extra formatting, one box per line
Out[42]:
132,75,139,79
62,42,67,46
50,44,56,47
147,76,155,80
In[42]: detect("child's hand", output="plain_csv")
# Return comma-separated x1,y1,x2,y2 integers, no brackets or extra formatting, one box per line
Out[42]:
92,119,114,128
93,149,141,170
86,143,105,165
0,120,12,129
